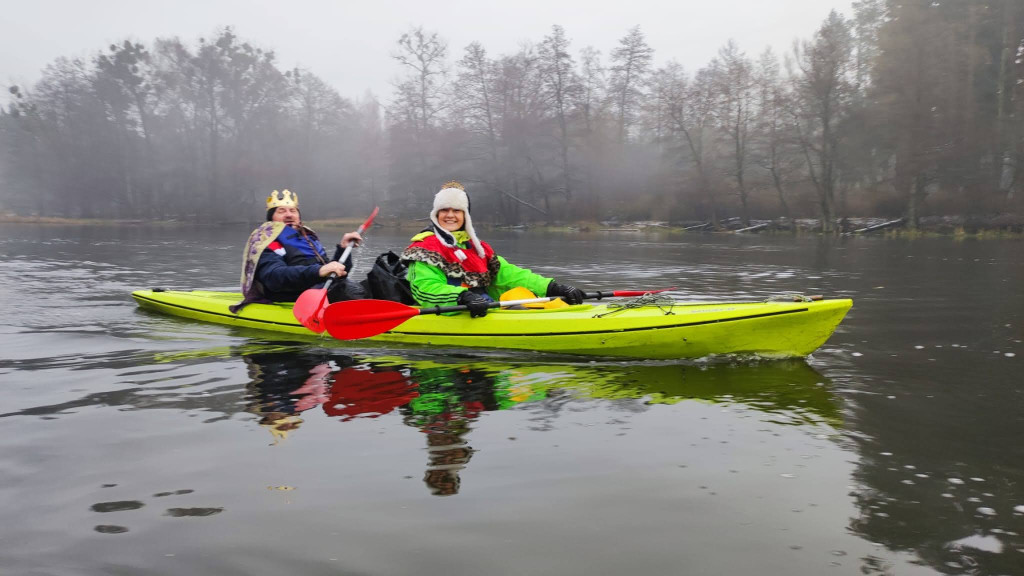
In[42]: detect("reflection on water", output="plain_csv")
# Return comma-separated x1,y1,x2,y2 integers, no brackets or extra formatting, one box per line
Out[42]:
90,500,144,513
8,343,840,500
846,431,1024,574
216,346,837,496
86,491,214,534
5,225,1021,575
164,507,224,517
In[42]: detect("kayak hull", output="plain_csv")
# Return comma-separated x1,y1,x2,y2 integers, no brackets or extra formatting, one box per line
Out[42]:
131,290,852,359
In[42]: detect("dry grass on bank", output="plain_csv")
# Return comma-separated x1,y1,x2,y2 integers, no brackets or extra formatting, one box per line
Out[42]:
1,213,1020,238
0,214,181,226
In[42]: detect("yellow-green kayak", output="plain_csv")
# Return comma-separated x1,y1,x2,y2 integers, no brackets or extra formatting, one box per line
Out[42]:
131,289,852,359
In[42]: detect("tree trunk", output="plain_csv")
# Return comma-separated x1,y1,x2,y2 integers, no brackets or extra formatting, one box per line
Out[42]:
906,174,919,230
997,1,1017,199
769,161,791,219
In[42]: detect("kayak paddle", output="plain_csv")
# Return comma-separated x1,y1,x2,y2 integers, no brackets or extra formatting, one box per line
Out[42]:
293,206,379,332
322,288,676,340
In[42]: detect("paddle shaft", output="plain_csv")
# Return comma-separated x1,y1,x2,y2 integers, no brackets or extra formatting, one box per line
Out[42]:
413,289,675,317
319,242,355,294
411,297,551,317
312,207,379,314
322,287,677,340
318,208,379,293
584,289,671,300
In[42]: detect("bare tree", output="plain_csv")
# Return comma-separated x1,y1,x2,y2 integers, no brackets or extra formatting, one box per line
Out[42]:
6,9,1024,227
455,42,500,170
995,0,1024,201
453,41,511,219
577,46,605,136
753,48,797,219
352,93,388,210
94,40,159,216
574,46,606,212
493,44,551,221
392,27,449,135
661,62,721,227
789,11,855,233
538,25,581,203
608,26,653,145
388,27,450,202
714,40,756,225
284,68,350,195
852,0,884,92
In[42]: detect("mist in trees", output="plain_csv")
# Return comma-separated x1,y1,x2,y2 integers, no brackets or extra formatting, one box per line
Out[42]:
0,29,383,222
2,2,1023,228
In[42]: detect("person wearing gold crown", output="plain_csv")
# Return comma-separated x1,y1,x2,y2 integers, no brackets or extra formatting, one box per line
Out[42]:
230,189,365,313
399,181,584,318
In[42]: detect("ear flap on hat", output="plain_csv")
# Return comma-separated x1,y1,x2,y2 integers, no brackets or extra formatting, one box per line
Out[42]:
462,210,485,258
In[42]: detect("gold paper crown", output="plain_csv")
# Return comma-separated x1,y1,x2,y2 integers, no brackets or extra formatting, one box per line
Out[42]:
266,189,298,210
441,180,464,191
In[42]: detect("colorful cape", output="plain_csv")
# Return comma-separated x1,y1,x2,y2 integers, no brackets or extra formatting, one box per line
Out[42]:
230,221,287,314
400,230,499,289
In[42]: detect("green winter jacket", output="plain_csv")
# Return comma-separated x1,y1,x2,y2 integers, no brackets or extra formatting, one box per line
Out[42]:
405,231,552,307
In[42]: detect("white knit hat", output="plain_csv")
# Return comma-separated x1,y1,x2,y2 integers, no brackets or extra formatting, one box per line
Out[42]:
430,182,485,258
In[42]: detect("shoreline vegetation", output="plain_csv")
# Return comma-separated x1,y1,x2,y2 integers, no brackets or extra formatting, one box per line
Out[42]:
3,213,1020,238
3,5,1023,234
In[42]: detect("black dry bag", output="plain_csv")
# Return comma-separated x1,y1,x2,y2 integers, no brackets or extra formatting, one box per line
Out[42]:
365,251,416,305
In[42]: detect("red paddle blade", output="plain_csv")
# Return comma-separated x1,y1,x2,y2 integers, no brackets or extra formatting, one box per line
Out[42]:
293,288,329,332
360,206,380,231
323,299,421,340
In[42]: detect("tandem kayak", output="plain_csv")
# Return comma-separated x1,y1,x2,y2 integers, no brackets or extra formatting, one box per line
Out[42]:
132,289,852,360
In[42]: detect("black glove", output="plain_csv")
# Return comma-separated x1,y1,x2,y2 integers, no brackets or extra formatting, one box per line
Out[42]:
457,291,490,318
547,281,585,305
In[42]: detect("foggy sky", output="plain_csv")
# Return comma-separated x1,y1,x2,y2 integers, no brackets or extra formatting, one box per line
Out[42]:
0,0,852,103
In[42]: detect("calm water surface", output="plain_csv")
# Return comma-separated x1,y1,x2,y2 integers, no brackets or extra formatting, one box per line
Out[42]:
0,223,1022,575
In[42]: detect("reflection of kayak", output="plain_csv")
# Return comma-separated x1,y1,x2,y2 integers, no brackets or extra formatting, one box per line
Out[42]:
355,356,841,428
222,348,842,430
132,289,852,359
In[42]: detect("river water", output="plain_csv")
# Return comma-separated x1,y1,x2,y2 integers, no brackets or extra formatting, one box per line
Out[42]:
0,223,1021,575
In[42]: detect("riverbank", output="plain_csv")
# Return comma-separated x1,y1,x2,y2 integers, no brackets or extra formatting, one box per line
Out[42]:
0,214,377,229
2,213,1021,237
522,214,1024,238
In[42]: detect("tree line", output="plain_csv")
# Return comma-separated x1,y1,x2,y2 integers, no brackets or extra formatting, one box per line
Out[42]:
2,0,1022,231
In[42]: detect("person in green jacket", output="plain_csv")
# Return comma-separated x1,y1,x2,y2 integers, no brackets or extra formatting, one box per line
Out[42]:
400,181,584,318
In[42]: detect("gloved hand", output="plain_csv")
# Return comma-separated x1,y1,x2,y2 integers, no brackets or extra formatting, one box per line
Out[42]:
547,281,585,305
457,290,490,318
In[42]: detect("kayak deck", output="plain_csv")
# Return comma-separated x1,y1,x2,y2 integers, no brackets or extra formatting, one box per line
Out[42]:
131,290,852,359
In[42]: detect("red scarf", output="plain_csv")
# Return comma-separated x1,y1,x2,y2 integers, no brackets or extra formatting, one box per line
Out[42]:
408,233,495,274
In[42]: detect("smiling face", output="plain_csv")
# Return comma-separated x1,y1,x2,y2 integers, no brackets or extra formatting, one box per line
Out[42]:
271,206,300,226
437,208,465,232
